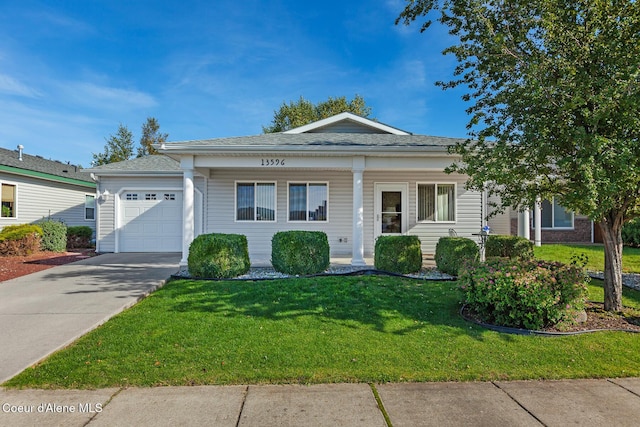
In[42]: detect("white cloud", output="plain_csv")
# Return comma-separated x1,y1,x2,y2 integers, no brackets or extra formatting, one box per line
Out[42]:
0,74,41,98
62,82,157,110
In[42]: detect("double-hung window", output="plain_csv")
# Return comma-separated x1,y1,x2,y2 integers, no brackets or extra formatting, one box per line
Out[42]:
417,183,455,222
85,195,95,220
236,182,276,221
288,183,328,221
1,183,16,218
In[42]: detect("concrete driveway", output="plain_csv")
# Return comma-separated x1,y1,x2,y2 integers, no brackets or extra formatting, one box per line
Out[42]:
0,253,180,383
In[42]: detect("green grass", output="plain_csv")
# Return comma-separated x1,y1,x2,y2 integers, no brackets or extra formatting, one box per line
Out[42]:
534,244,640,273
5,275,640,389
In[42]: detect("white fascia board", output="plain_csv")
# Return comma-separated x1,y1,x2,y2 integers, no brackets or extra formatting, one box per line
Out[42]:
282,112,411,135
159,144,450,156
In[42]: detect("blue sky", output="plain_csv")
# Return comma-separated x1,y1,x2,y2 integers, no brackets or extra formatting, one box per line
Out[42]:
0,0,469,167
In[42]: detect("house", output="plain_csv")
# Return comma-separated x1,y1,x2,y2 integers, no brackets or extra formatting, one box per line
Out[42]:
0,146,97,233
90,112,513,266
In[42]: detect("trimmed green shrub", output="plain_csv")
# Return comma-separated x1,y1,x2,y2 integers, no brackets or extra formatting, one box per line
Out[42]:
38,219,67,252
0,224,43,256
374,235,423,274
434,237,479,276
67,226,94,249
485,235,534,260
459,258,589,330
622,219,640,247
188,233,250,279
271,231,330,275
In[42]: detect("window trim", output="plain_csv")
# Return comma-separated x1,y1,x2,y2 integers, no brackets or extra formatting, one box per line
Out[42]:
84,194,96,221
535,197,574,230
234,181,277,222
415,182,457,223
0,181,17,220
287,181,329,222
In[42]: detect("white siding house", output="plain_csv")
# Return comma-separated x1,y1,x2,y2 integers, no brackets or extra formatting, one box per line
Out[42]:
0,146,96,232
90,113,505,266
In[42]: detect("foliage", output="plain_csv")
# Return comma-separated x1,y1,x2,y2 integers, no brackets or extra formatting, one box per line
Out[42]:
38,219,67,252
92,124,135,166
374,235,423,273
397,0,640,311
434,237,478,276
262,95,373,133
459,258,589,330
137,117,168,157
0,224,43,256
271,231,330,275
188,233,250,279
485,235,534,260
66,226,94,249
6,275,640,389
622,219,640,248
1,205,11,217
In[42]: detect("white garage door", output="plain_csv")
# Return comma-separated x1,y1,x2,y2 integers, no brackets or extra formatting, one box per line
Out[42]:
120,191,182,252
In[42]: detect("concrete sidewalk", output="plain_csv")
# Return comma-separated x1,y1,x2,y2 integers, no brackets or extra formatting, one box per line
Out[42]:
0,252,181,384
1,378,640,426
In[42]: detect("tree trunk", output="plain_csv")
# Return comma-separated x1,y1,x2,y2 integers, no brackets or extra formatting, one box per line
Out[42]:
599,218,623,312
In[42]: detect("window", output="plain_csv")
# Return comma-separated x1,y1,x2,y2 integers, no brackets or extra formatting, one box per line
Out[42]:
417,183,455,222
236,182,276,221
126,193,138,200
288,183,328,221
537,198,573,229
145,193,157,200
85,195,95,220
164,193,176,201
1,183,16,218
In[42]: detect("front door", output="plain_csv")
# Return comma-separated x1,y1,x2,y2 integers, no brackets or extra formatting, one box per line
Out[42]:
374,183,408,239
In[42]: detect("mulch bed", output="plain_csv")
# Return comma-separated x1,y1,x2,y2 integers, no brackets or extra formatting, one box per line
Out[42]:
462,302,640,334
0,249,96,282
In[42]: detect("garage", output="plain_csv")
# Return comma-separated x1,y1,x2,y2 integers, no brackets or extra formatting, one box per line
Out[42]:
119,190,182,252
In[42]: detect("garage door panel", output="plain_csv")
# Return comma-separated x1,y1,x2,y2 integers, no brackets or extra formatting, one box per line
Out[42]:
120,190,183,252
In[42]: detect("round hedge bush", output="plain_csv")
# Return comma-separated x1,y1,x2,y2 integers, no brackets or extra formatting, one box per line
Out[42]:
188,233,250,279
434,237,479,276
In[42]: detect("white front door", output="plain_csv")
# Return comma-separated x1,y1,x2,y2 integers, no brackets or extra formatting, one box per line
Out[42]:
374,183,408,239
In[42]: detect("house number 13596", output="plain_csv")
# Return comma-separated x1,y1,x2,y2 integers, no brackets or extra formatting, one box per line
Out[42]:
261,159,285,166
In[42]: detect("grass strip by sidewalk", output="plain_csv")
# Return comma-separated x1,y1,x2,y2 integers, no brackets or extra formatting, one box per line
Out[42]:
534,244,640,273
5,275,640,389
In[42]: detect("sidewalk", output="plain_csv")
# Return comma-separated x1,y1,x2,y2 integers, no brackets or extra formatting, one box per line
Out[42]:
2,378,640,426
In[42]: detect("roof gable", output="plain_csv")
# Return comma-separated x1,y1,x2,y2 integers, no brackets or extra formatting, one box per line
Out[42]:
283,112,411,135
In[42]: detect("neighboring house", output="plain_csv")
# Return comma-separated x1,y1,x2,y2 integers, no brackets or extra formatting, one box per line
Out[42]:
511,199,595,244
90,112,503,266
0,146,97,233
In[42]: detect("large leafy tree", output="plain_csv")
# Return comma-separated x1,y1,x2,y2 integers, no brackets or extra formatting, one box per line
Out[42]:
397,0,640,311
92,124,135,166
262,95,373,133
137,117,168,157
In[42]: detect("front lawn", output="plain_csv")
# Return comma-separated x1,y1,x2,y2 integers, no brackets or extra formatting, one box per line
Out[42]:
534,244,640,273
5,275,640,389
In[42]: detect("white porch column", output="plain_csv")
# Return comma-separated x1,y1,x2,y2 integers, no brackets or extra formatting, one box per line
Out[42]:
522,208,531,240
534,196,542,246
351,156,366,266
180,156,195,266
517,210,531,239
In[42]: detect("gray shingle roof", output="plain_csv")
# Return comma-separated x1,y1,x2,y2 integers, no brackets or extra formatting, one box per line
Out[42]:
0,147,93,183
163,133,464,149
87,155,181,173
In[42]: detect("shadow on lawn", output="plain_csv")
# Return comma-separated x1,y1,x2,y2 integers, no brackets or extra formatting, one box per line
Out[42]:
167,276,487,337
